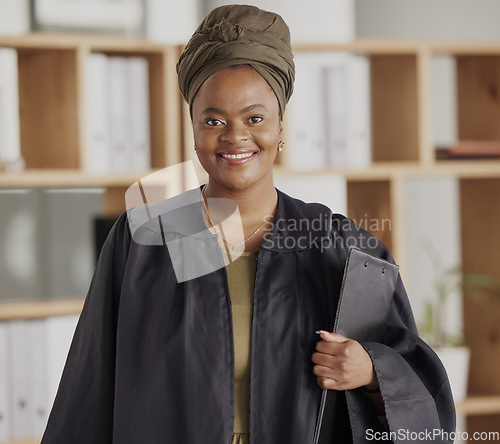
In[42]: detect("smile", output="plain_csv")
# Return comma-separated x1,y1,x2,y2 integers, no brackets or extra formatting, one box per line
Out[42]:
221,152,254,159
217,150,258,165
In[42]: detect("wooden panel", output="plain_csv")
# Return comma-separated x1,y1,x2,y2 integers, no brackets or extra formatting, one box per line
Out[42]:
457,56,500,141
467,415,500,442
181,97,209,183
164,46,182,166
0,31,166,52
460,179,500,395
181,98,194,162
145,52,168,169
457,396,500,416
0,298,84,320
347,180,393,253
3,440,40,444
0,169,149,187
17,49,80,169
105,186,128,216
416,50,434,165
371,55,419,162
76,46,90,171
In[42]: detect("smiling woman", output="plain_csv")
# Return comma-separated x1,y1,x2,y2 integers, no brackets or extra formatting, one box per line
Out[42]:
192,65,282,211
176,3,295,253
40,4,456,444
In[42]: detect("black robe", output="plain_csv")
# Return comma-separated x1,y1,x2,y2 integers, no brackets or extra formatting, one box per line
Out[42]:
41,188,455,444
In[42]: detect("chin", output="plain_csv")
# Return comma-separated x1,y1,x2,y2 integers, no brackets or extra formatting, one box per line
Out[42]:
212,172,264,193
201,159,274,192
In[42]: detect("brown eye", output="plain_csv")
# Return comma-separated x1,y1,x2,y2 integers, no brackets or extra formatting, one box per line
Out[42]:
249,116,263,124
206,119,224,126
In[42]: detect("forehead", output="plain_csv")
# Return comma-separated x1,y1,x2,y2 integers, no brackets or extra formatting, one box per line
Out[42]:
192,65,279,113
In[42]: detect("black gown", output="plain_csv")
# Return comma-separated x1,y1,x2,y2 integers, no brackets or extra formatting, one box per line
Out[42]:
41,187,455,444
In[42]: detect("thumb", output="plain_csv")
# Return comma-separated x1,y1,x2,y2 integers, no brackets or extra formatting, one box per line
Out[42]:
316,330,348,342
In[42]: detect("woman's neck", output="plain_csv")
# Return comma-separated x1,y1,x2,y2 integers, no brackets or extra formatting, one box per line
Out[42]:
203,179,278,226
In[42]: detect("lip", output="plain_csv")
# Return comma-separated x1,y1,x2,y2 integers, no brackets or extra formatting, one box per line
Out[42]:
216,149,258,166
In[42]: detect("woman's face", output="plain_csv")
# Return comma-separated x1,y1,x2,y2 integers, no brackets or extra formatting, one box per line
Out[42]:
192,65,282,193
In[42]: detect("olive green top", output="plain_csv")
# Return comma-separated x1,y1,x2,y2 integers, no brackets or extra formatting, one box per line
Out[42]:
222,248,258,443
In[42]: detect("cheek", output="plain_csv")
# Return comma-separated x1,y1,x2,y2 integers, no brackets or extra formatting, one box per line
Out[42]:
259,126,281,149
192,127,214,150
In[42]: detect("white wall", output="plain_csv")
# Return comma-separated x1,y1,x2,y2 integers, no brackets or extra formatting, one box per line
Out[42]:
204,0,355,43
0,0,30,35
356,0,500,41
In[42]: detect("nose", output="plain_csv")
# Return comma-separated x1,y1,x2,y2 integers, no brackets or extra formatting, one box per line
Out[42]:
220,121,249,145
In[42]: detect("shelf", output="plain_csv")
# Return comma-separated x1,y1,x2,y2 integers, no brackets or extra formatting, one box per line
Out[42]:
1,35,499,55
0,31,167,52
293,40,500,55
293,39,421,54
456,395,500,416
1,161,496,188
0,298,84,321
274,160,500,181
0,33,181,178
1,440,39,444
0,169,156,188
1,162,491,186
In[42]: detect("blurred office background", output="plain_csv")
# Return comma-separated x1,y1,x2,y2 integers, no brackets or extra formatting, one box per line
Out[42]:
1,0,500,442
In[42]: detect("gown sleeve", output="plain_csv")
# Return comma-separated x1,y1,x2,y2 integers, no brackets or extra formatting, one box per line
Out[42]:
41,210,131,444
332,215,456,444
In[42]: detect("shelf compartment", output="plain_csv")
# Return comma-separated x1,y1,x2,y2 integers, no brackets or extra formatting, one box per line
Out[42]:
460,178,500,396
94,47,182,170
17,48,80,169
347,180,393,253
1,34,182,175
457,55,500,142
371,54,420,163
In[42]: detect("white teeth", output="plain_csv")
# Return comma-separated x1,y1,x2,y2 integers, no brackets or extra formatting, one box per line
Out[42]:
221,152,254,159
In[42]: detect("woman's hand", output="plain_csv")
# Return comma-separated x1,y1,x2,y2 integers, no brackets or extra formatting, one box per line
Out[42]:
311,330,378,391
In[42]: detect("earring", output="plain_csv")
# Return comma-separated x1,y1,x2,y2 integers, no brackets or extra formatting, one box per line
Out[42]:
194,144,197,151
278,140,285,152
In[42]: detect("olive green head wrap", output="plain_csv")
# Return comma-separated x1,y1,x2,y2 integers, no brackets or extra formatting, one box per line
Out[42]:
177,4,295,116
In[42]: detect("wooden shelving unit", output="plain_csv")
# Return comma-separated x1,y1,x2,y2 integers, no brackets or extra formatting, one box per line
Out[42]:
1,33,500,441
0,31,182,214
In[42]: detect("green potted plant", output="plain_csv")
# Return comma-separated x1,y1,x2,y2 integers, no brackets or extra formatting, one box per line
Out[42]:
418,247,499,403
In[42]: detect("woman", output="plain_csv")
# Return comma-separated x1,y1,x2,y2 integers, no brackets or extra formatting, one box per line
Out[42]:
42,5,455,444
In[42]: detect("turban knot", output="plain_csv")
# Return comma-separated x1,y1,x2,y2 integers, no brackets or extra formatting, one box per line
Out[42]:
177,4,295,116
208,19,244,42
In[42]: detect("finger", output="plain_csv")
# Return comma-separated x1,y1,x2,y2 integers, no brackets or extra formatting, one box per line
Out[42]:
311,351,337,367
312,364,338,380
315,339,347,355
316,375,342,391
316,330,349,342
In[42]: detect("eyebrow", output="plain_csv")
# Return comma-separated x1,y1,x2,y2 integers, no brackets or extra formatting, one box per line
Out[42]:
201,104,267,116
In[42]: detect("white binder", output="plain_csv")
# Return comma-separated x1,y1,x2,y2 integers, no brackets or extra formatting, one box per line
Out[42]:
129,57,151,173
85,52,111,174
108,56,132,173
0,48,22,164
